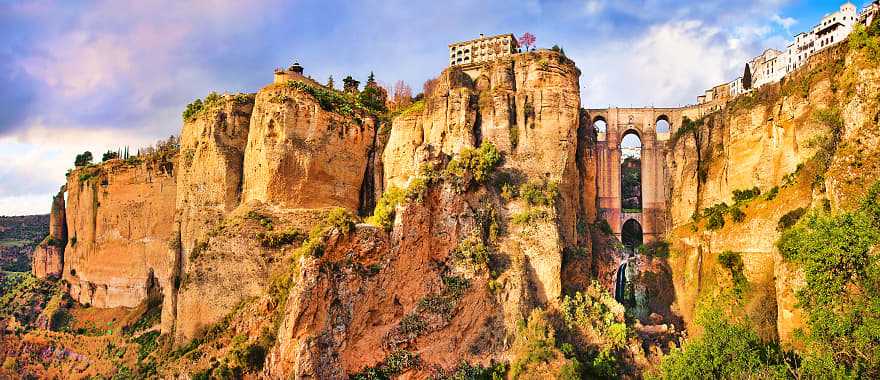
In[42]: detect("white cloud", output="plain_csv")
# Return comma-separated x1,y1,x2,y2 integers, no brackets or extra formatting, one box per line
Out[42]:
577,20,753,107
0,194,54,216
772,13,797,31
582,0,605,15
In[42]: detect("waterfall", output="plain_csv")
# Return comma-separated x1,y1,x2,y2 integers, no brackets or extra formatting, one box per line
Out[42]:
614,262,628,303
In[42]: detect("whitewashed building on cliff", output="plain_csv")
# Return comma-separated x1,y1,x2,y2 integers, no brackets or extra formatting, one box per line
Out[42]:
449,33,519,66
787,2,858,73
699,1,865,104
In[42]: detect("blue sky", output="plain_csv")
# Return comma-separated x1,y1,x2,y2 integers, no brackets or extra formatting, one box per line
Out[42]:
0,0,868,215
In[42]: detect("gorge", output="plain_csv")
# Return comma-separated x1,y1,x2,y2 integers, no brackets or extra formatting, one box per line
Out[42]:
3,23,880,379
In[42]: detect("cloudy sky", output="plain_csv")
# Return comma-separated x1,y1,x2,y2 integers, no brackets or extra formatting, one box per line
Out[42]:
0,0,863,215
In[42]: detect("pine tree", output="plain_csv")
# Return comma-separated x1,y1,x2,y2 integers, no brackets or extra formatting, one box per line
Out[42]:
367,71,376,85
327,75,335,89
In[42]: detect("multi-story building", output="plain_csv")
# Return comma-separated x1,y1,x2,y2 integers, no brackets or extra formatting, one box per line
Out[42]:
729,76,747,97
449,33,519,66
859,1,880,27
696,2,866,106
787,2,857,73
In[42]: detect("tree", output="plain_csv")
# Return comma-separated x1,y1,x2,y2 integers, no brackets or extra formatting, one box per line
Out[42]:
327,75,335,90
742,63,752,90
359,81,388,113
367,71,376,86
102,150,119,162
519,32,536,51
343,76,360,93
422,78,438,98
391,80,413,110
74,151,93,167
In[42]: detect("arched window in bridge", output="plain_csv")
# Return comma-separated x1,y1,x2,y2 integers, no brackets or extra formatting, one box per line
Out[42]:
621,131,642,212
593,117,607,133
656,115,671,134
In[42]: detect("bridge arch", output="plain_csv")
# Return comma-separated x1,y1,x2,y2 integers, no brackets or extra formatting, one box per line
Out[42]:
655,115,671,133
592,116,607,133
621,218,643,250
586,107,685,245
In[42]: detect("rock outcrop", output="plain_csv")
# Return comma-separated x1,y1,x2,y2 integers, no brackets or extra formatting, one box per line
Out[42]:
383,50,585,303
241,83,377,211
62,161,176,309
32,188,67,279
664,44,880,345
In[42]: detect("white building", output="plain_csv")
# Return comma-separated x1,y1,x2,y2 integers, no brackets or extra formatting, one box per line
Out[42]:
449,33,519,66
859,1,880,27
787,2,857,73
729,77,747,97
751,48,786,88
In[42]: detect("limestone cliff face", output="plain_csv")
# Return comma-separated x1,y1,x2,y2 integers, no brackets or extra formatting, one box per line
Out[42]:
241,83,376,211
176,96,254,260
664,45,880,345
32,188,67,279
267,187,512,378
383,50,585,303
62,161,176,309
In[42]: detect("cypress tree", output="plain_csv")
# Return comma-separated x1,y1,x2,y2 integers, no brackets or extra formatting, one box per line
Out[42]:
743,63,752,90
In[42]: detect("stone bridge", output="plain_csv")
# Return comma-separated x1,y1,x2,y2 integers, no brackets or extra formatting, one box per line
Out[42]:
585,106,714,243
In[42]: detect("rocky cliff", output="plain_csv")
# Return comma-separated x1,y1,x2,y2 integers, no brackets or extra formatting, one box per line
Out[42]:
664,43,880,345
385,51,587,303
62,160,176,309
31,188,66,279
15,38,880,378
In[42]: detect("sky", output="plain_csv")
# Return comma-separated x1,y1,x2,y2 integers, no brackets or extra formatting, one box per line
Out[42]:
0,0,868,215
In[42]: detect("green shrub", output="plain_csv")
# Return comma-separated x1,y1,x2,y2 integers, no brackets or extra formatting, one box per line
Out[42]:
443,143,503,190
452,236,490,272
286,80,383,123
417,275,470,318
776,207,806,231
701,202,729,230
257,229,306,248
732,187,761,203
718,251,748,297
511,209,548,226
518,180,559,207
350,350,420,380
765,186,779,201
651,304,790,379
367,187,405,231
729,206,746,223
396,313,427,338
774,181,880,378
435,361,508,380
594,219,613,235
559,282,627,349
74,151,93,167
294,208,357,259
850,22,880,63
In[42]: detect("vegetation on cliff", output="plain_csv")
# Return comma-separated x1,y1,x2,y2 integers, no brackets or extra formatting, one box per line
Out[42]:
776,181,880,378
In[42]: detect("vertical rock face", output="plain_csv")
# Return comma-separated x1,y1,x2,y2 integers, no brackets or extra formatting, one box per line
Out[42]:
383,51,583,303
664,47,880,346
241,83,377,211
62,162,176,308
32,188,67,279
171,95,254,335
176,96,254,258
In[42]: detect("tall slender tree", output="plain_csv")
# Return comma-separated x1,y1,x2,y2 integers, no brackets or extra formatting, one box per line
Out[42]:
743,63,753,90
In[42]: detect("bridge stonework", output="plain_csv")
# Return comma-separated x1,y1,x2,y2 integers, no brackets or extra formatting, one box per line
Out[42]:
585,106,711,243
